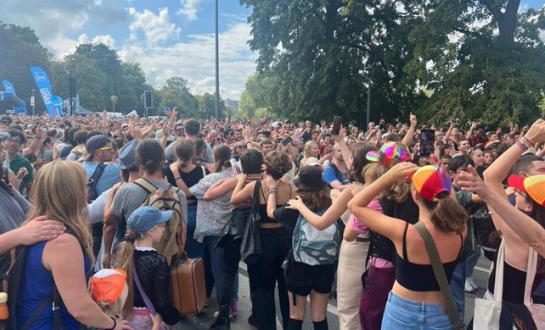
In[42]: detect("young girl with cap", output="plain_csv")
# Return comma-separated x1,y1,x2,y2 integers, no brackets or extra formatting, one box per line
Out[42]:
265,165,338,330
348,163,467,329
117,206,180,330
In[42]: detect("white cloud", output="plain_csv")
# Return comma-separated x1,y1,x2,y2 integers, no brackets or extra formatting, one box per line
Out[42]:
120,22,256,99
51,33,116,58
128,7,181,45
178,0,204,21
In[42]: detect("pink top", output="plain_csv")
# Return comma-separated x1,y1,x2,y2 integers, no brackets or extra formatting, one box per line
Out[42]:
351,198,395,269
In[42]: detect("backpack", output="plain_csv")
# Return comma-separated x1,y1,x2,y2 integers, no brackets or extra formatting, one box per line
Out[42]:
87,163,105,203
471,205,500,261
133,178,185,265
292,210,342,266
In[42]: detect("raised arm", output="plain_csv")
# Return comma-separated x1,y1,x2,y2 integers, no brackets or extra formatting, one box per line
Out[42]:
459,166,545,258
401,113,417,147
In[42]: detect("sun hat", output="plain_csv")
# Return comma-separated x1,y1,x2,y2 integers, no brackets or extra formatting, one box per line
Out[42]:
366,142,411,168
118,140,138,171
294,165,327,191
507,174,545,206
409,165,452,201
127,206,173,237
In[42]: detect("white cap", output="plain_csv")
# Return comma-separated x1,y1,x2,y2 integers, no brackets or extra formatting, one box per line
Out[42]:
0,292,7,303
306,157,320,166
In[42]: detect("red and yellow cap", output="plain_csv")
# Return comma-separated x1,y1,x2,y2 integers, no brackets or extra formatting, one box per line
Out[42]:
409,165,452,201
507,174,545,206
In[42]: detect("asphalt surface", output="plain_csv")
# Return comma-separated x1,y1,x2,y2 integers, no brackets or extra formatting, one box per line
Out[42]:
180,255,493,330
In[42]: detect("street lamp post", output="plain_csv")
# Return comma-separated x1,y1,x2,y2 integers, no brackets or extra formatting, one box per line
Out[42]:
31,89,35,116
214,0,220,119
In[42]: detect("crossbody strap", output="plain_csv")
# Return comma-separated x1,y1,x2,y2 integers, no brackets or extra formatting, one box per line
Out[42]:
413,222,465,330
132,269,157,315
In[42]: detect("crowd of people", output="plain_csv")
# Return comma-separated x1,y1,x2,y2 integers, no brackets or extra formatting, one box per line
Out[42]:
1,108,545,330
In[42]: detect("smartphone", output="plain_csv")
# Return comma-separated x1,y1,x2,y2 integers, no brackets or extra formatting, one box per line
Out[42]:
420,128,435,156
282,137,293,146
332,116,342,135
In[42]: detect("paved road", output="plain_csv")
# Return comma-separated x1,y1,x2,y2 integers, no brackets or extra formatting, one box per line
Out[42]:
183,255,492,330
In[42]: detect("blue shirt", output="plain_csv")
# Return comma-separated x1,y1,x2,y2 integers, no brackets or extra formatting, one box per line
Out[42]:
17,241,92,330
323,164,349,186
83,161,121,196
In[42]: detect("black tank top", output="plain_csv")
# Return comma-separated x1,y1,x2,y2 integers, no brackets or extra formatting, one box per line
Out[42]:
257,182,291,224
395,222,463,292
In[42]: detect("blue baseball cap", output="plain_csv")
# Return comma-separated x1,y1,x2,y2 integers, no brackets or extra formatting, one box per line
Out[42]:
118,140,139,171
127,206,173,236
0,131,10,141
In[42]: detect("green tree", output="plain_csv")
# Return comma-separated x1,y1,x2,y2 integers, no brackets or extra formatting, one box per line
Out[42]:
0,21,51,114
157,77,199,118
404,0,545,125
195,92,227,120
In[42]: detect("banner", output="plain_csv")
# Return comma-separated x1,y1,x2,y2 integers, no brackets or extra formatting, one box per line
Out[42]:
29,66,55,117
52,95,63,117
2,80,16,95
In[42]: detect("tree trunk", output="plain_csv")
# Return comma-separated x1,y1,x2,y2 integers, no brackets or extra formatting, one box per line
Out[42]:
481,0,520,45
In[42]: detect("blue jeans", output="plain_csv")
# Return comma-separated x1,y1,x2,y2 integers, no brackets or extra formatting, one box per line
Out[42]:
203,236,239,301
465,248,480,278
382,292,451,330
185,204,204,259
450,260,466,321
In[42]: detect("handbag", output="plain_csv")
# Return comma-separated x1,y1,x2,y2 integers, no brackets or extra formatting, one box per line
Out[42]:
473,240,545,330
133,270,168,330
215,208,251,249
240,181,263,265
413,222,466,330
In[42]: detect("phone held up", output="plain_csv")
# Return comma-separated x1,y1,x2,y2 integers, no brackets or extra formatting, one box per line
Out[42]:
332,116,342,135
420,128,435,156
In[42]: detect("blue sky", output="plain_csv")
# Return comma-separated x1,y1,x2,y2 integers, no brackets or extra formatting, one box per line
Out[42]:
0,0,543,100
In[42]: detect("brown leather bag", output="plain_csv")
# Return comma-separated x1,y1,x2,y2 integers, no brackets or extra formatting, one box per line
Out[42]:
170,256,206,316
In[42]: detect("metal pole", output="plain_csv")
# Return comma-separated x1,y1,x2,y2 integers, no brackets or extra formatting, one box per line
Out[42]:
214,0,220,119
366,82,371,127
31,89,35,116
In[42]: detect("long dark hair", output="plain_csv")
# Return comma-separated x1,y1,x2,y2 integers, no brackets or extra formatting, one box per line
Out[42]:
350,142,377,184
214,144,232,173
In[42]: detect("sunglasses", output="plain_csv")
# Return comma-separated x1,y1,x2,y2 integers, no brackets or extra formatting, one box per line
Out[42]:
236,145,246,149
99,145,114,152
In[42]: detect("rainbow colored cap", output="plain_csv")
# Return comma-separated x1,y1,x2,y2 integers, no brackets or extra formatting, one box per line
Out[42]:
410,165,452,201
507,175,545,206
365,142,411,168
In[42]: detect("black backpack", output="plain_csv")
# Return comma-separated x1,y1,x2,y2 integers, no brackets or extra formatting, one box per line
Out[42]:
471,205,500,261
87,163,105,203
0,246,65,330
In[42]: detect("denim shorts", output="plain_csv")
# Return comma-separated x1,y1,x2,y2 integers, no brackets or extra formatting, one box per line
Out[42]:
381,292,452,330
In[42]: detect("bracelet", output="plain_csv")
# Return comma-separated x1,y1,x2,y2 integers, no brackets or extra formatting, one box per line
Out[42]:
521,136,534,148
175,177,182,181
269,188,277,195
515,141,528,151
519,136,533,149
106,316,116,330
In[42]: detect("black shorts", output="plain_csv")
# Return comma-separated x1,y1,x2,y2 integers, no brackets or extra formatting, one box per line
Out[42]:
289,283,332,297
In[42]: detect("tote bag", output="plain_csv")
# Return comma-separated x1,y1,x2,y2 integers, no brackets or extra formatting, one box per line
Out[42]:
473,240,545,330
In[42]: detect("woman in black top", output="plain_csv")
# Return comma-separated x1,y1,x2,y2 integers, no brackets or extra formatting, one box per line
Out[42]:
231,150,295,330
266,165,338,330
349,163,467,329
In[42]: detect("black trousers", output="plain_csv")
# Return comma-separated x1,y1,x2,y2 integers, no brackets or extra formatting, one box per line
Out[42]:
217,237,242,319
247,227,291,330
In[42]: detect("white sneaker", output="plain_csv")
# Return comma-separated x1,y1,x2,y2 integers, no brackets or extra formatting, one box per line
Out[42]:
464,279,476,293
467,277,478,291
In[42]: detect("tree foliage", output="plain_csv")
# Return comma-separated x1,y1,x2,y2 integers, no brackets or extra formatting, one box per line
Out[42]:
241,0,545,125
0,21,50,113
